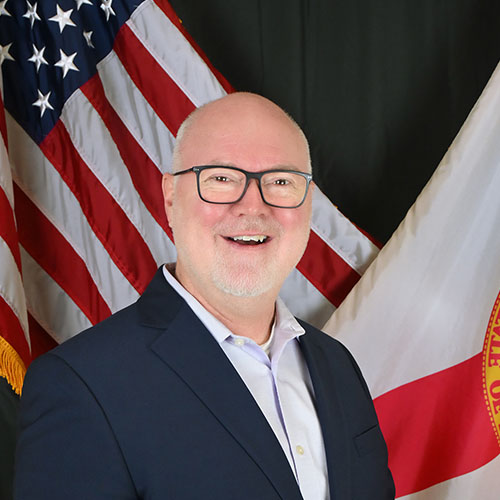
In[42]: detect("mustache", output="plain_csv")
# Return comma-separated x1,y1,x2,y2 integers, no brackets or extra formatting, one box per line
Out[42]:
213,216,283,236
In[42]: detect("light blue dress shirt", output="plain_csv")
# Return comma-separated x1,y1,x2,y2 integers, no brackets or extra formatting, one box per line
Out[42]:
163,265,330,500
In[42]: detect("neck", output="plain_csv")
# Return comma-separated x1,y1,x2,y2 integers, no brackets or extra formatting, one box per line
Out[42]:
174,267,278,344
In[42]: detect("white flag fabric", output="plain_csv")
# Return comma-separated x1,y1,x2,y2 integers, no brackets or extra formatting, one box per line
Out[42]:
324,61,500,498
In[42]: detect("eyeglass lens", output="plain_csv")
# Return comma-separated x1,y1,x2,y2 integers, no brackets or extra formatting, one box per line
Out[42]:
198,167,308,207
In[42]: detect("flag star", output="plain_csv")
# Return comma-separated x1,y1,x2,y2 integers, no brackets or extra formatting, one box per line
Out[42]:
100,0,115,21
23,1,40,28
0,43,14,66
49,5,76,33
27,44,48,72
75,0,92,9
33,90,54,117
83,30,94,48
54,49,79,78
0,0,11,17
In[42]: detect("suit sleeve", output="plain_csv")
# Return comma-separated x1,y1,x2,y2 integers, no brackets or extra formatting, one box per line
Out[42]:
14,354,138,499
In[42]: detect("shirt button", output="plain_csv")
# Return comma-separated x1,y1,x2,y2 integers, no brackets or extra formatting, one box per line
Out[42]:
296,445,305,455
234,338,245,346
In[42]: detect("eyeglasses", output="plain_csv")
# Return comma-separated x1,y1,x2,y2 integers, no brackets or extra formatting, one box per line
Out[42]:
173,165,313,209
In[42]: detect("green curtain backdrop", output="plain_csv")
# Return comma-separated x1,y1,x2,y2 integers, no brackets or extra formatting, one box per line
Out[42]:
170,0,500,242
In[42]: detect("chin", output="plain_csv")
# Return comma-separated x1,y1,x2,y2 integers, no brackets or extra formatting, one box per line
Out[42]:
211,266,278,298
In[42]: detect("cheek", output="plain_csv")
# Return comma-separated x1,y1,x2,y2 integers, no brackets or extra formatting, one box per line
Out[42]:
275,208,312,256
277,206,311,233
172,199,225,243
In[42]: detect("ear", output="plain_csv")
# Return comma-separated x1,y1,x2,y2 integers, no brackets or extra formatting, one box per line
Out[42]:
162,172,175,226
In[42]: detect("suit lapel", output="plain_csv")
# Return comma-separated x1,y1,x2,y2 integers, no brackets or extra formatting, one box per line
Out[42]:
300,331,351,500
138,270,303,500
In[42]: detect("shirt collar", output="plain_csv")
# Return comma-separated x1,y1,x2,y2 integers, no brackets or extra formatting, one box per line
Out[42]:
162,264,305,349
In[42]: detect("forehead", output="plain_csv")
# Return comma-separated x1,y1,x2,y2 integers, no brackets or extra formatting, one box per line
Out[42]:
179,99,310,172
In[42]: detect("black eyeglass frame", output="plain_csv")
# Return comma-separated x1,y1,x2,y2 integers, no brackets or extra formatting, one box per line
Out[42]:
173,165,313,209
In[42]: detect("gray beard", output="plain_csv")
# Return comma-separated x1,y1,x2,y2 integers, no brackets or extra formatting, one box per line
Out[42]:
210,261,276,297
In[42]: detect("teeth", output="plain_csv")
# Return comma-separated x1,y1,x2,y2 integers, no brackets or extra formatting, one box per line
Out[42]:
231,235,267,243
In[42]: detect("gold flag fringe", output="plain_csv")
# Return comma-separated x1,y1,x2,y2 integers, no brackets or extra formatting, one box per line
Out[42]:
0,335,27,396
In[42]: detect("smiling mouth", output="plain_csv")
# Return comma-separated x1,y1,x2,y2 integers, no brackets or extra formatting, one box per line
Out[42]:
225,235,269,245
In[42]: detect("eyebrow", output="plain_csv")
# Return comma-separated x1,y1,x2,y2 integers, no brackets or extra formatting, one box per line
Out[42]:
204,162,306,172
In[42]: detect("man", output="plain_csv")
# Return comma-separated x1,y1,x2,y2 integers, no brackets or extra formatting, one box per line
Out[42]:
15,93,394,499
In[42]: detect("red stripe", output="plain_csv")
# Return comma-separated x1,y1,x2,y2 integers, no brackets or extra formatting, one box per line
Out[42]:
40,120,157,294
27,312,58,363
0,188,22,271
114,23,196,136
14,183,112,325
374,353,500,497
81,74,172,240
154,0,234,95
0,296,30,366
297,230,361,307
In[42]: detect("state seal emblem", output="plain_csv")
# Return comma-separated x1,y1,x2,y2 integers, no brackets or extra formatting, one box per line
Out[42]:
483,290,500,447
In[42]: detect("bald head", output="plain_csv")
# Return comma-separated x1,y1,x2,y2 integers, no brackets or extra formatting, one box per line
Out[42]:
172,92,311,174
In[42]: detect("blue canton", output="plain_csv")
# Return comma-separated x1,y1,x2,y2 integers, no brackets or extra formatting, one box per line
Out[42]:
0,0,142,144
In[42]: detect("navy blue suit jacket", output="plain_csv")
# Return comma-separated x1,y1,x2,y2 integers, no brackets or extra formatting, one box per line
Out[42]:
15,269,394,499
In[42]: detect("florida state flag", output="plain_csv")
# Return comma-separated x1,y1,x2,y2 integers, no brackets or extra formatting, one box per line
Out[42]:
324,61,500,499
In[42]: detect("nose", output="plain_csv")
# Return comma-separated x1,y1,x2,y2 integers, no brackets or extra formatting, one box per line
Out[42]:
232,178,269,215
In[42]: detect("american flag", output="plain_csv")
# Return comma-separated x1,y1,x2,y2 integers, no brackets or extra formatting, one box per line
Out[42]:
0,0,379,396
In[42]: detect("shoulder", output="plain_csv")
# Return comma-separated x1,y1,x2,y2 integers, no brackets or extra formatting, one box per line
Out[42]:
298,319,373,398
43,267,185,370
22,302,148,403
47,301,146,366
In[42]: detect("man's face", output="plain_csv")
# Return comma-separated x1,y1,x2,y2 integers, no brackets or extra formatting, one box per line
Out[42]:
163,95,313,301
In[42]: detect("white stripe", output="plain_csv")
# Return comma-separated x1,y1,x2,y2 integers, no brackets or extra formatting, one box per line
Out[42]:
97,50,175,174
280,268,335,328
0,130,14,208
0,238,29,342
129,0,227,108
20,246,91,344
60,89,177,267
312,186,379,275
6,113,139,314
398,454,500,500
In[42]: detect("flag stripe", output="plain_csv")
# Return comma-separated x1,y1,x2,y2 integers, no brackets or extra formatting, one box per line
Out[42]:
298,230,362,308
97,52,176,173
19,246,92,344
311,188,379,275
0,188,21,272
80,74,172,240
0,237,28,340
280,268,336,327
114,22,195,136
375,353,500,497
40,120,158,294
153,0,234,96
27,312,58,361
0,295,30,363
14,184,112,325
